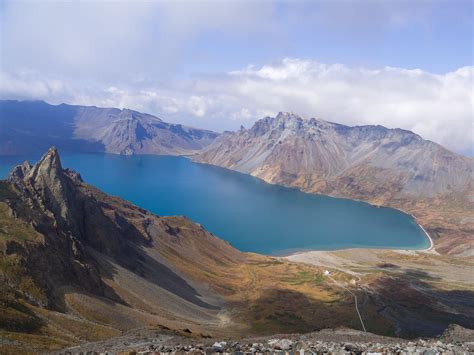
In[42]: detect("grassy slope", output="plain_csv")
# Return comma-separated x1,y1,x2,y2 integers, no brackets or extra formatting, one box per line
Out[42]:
0,182,120,352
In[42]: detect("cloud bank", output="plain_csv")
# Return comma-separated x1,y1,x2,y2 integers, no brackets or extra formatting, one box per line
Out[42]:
1,59,472,155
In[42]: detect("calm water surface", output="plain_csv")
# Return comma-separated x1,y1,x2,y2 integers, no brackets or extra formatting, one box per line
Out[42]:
0,153,429,255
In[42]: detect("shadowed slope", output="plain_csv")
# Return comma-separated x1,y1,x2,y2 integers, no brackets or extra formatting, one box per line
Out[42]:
1,147,244,339
0,100,218,156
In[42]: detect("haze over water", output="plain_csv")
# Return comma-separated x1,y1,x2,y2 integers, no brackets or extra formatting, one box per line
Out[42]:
0,153,429,255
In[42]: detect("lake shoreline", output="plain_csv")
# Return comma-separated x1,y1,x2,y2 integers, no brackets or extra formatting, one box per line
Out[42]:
277,213,434,259
279,220,434,261
367,203,434,252
193,159,434,254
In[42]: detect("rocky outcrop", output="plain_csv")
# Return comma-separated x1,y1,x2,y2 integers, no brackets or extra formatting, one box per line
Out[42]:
60,325,474,354
5,148,116,303
2,147,242,313
0,100,218,155
8,147,80,233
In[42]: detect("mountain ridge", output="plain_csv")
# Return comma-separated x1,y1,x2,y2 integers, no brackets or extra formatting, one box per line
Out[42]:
0,100,219,156
196,111,473,198
2,146,243,330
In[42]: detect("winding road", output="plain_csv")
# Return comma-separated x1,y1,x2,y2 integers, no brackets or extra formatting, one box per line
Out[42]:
328,275,367,333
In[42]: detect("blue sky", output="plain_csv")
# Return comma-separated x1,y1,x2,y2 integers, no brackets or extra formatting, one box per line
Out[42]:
0,0,473,154
182,1,473,74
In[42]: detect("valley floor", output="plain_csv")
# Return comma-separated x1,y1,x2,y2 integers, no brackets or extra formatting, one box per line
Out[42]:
286,248,474,338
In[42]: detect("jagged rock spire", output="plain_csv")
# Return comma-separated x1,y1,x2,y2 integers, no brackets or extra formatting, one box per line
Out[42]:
24,146,63,183
9,161,32,181
8,146,79,232
275,112,305,122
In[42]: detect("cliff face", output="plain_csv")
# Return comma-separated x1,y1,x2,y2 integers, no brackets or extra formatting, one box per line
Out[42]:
0,100,218,155
73,107,218,155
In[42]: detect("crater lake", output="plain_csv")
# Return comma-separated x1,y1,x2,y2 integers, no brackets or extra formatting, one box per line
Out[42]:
0,153,430,255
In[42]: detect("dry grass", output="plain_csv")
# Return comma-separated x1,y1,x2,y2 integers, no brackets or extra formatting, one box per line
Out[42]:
157,239,395,336
0,202,41,243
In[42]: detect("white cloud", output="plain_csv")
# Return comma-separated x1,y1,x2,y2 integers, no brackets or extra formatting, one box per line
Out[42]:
1,59,473,154
0,1,277,83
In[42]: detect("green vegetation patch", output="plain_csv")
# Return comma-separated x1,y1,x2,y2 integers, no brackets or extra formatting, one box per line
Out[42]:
282,271,325,285
0,286,44,333
0,181,17,201
0,255,48,307
0,202,41,243
250,258,284,267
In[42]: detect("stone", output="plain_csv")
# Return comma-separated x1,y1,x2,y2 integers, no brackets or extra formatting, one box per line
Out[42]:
272,339,293,351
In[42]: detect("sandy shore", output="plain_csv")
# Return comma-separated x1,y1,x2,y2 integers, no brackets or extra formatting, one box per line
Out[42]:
284,240,474,286
417,222,434,251
281,206,435,261
283,218,438,273
282,226,435,262
368,204,435,253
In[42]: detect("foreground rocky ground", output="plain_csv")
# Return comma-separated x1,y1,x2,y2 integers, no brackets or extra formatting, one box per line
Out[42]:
57,325,474,354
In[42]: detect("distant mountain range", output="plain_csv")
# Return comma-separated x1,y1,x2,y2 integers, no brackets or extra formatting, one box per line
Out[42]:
0,100,218,155
195,112,473,199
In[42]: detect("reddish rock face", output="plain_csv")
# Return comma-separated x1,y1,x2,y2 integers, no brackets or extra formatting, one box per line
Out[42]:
195,112,473,199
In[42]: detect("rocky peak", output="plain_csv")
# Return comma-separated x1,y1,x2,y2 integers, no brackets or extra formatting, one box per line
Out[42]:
9,161,32,181
275,112,303,121
117,109,138,122
276,112,306,129
8,146,79,232
247,112,303,136
24,146,63,183
119,108,163,124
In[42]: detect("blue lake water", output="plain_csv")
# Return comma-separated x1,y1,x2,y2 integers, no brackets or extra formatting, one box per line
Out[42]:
0,153,430,255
